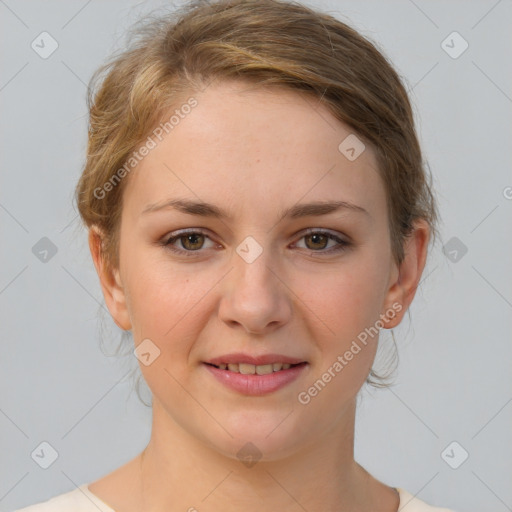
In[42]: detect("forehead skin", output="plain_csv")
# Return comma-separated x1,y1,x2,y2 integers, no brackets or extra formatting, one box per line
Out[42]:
121,80,389,257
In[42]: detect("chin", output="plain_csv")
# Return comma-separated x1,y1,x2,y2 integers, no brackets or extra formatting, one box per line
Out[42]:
200,409,316,464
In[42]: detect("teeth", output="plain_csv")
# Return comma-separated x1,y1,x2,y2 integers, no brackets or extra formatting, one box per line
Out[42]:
239,363,255,375
215,362,296,373
256,364,273,375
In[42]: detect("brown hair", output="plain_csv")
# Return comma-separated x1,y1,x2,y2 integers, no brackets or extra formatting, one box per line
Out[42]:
75,0,439,389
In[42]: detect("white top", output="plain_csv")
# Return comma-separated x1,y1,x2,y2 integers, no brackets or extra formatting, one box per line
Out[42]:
13,484,457,511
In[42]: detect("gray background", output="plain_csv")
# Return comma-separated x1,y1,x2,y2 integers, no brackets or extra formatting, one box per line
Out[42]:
1,1,511,511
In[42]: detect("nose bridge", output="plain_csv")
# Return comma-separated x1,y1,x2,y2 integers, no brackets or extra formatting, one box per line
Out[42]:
218,234,291,334
233,234,280,301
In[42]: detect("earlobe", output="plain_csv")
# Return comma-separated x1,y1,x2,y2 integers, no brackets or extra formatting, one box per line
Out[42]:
382,220,430,329
88,227,132,331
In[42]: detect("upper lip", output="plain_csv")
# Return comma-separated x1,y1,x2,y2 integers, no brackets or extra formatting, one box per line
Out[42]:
205,353,307,366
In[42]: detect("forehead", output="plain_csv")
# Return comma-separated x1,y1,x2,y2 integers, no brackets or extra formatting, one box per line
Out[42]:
122,80,387,225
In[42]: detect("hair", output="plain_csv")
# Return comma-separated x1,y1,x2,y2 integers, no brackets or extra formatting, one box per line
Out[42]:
74,0,439,394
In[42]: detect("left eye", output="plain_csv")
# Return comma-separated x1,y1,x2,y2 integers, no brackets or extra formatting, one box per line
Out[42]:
161,229,349,256
294,230,349,252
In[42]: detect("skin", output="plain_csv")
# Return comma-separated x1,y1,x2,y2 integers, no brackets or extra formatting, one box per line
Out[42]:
88,79,429,511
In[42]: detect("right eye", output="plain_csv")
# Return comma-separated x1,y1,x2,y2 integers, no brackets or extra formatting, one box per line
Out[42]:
160,229,218,257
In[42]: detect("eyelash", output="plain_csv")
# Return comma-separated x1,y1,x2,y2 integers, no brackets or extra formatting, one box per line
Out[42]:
159,228,351,258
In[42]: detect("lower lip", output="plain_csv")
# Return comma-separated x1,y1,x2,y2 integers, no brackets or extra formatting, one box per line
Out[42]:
203,363,308,396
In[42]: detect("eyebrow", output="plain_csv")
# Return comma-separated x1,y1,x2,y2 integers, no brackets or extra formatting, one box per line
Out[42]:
142,198,370,221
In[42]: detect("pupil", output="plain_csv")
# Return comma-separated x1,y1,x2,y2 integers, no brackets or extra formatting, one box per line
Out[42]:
309,234,326,249
185,234,202,250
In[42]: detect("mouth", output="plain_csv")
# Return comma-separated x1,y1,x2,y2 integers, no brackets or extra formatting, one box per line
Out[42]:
203,357,309,396
204,361,307,374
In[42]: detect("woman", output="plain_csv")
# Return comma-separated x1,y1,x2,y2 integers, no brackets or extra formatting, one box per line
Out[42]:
16,0,455,510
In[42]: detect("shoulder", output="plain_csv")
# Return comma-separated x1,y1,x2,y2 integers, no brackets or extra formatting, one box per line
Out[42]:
398,488,457,511
12,484,115,512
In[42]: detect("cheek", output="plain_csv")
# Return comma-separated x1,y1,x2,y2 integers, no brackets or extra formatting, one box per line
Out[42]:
124,253,221,375
127,267,207,391
129,268,201,339
298,258,388,343
291,264,387,408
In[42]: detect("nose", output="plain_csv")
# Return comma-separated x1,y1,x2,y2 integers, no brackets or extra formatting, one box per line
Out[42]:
218,244,293,336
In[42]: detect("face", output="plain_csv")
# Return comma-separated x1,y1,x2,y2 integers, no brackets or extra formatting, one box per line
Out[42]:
94,80,419,461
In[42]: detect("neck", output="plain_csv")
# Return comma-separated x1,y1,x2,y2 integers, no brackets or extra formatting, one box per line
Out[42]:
134,397,384,512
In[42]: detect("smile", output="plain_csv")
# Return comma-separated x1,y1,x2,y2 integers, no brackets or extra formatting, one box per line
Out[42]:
206,362,299,374
203,361,308,395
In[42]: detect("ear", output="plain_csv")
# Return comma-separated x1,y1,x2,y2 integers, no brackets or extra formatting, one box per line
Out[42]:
88,226,132,331
381,219,430,328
